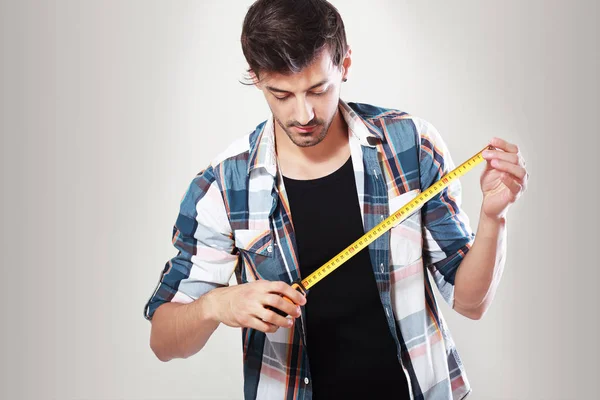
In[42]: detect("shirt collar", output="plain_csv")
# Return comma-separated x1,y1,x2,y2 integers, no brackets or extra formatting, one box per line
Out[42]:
247,98,385,177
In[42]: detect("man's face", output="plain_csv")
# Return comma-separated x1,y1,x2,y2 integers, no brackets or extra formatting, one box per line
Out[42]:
257,47,349,148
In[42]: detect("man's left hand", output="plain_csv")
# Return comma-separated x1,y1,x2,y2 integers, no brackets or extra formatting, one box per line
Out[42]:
480,137,529,219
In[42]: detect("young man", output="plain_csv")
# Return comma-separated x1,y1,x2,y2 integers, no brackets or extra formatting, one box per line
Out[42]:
143,1,528,399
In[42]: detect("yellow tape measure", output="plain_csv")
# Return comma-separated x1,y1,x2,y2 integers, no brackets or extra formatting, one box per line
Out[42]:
276,144,494,314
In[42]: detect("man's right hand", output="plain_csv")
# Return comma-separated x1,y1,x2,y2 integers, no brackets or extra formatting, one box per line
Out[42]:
207,280,307,333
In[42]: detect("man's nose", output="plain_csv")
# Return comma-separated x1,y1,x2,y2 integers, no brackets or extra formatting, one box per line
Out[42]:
293,97,315,126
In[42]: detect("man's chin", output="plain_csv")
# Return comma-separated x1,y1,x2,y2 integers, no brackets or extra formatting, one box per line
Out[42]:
288,127,326,147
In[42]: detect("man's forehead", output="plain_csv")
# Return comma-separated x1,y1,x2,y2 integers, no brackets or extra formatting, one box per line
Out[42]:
261,49,337,91
265,76,330,93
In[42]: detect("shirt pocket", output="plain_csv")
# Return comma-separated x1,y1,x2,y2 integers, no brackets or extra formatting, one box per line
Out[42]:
234,228,285,282
388,189,423,265
234,228,274,256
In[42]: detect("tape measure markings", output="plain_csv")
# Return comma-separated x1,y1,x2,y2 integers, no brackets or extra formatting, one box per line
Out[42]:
292,144,494,293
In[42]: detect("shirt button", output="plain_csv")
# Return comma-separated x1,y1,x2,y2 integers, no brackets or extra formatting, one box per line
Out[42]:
304,377,309,385
267,245,273,253
380,215,385,220
380,263,384,273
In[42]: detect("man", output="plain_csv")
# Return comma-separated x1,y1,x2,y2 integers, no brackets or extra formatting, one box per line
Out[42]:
143,0,528,399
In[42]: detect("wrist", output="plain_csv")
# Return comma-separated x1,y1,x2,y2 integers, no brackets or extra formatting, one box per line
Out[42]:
198,287,224,324
481,212,507,226
480,204,508,225
478,211,507,238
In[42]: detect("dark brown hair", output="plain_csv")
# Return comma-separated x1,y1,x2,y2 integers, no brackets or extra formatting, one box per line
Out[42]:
240,0,348,83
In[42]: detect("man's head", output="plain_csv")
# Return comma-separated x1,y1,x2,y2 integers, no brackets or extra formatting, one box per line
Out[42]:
241,0,351,148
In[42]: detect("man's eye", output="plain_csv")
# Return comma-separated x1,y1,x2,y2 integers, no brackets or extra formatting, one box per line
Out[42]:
274,95,289,101
311,89,328,96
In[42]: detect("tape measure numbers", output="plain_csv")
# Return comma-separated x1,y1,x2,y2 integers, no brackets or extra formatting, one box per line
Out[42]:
274,144,494,317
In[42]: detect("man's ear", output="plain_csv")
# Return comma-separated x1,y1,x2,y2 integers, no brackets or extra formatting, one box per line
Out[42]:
341,46,352,82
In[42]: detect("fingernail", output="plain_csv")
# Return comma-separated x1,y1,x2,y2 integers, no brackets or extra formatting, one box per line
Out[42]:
483,150,491,157
287,319,294,326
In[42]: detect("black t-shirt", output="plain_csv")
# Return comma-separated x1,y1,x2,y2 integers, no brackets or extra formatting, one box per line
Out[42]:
282,156,410,399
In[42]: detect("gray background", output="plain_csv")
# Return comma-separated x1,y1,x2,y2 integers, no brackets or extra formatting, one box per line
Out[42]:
1,0,598,399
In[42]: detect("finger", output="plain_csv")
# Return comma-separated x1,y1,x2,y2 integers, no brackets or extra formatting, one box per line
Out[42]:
269,281,307,306
489,159,527,180
490,137,519,154
482,149,519,165
264,294,301,318
501,173,523,195
517,153,527,168
259,307,296,329
248,317,279,334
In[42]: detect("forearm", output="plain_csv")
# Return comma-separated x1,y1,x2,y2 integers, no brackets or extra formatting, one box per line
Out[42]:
453,210,507,317
149,288,223,362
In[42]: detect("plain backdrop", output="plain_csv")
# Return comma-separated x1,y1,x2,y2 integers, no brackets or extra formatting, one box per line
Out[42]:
1,0,598,399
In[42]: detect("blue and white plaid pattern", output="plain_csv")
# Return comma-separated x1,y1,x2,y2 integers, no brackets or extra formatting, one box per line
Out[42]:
144,99,476,399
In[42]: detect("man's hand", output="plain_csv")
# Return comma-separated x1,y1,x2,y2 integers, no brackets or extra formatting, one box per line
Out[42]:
206,280,307,334
480,137,529,219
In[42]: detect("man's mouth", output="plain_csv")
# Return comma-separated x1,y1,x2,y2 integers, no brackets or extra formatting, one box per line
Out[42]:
293,125,318,133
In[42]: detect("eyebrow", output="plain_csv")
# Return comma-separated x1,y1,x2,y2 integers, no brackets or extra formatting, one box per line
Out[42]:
266,79,329,94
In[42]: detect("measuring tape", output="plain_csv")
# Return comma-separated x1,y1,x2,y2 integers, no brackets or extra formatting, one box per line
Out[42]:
273,144,494,316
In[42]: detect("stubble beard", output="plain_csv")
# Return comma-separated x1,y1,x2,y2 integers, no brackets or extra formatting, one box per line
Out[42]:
275,116,334,148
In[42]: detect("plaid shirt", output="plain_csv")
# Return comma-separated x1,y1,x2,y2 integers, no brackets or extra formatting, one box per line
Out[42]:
144,99,476,400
